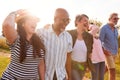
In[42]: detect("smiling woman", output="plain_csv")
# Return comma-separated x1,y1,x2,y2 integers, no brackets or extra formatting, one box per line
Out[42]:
1,9,46,80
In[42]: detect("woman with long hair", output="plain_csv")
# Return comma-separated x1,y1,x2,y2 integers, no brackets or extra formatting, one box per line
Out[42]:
1,9,45,80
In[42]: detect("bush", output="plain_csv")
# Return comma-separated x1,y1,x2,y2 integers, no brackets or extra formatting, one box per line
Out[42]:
0,38,9,50
0,56,10,77
118,36,120,48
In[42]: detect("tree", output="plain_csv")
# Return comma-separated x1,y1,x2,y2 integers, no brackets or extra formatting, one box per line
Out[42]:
89,19,102,27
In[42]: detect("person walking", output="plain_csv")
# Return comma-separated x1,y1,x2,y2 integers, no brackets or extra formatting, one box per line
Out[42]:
36,8,72,80
1,9,45,80
99,13,119,80
68,14,94,80
89,24,105,80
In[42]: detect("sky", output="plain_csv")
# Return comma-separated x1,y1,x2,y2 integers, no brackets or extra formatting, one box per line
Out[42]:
0,0,120,35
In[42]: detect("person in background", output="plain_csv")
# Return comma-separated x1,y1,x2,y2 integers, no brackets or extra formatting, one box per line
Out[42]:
68,14,94,80
36,8,72,80
99,13,119,80
1,9,45,80
89,24,105,80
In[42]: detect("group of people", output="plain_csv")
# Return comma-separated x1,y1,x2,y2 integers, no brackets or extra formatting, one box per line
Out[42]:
1,8,119,80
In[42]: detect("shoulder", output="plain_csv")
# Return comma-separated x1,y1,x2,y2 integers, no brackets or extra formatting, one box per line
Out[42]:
64,31,72,38
36,24,52,33
67,29,76,33
10,36,20,47
82,31,93,38
67,29,77,36
82,31,93,43
100,24,108,30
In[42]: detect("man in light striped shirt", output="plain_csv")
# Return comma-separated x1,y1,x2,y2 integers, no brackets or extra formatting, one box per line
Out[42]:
36,8,73,80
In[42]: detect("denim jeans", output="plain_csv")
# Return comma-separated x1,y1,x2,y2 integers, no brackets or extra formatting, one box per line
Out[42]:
91,61,105,80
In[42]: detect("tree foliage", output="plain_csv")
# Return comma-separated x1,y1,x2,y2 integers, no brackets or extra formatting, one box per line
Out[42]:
89,19,102,27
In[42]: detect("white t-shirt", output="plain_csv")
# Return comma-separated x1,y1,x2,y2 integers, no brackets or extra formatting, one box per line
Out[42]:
72,39,87,62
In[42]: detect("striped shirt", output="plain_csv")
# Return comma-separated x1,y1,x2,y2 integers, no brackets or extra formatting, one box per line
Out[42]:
36,25,72,80
1,36,45,80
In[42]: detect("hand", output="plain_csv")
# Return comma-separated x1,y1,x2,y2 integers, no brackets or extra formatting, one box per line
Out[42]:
44,24,51,29
88,53,92,58
9,9,27,16
14,9,30,22
16,9,29,16
103,48,111,56
65,73,68,80
85,67,90,73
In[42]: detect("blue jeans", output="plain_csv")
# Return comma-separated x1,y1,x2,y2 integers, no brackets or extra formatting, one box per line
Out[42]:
91,62,105,80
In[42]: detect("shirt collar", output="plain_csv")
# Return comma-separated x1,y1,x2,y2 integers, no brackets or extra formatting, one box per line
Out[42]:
48,24,66,35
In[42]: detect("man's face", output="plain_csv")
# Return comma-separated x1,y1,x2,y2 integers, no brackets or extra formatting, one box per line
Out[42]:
109,15,119,25
54,13,70,32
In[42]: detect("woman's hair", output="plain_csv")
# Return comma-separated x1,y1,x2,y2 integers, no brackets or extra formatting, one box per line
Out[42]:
17,18,45,63
75,14,89,27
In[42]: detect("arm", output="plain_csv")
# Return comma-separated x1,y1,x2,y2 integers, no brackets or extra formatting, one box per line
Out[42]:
2,9,26,44
39,59,45,80
99,27,105,46
102,47,111,56
66,52,72,80
99,27,111,56
66,33,73,80
44,24,51,29
2,11,18,44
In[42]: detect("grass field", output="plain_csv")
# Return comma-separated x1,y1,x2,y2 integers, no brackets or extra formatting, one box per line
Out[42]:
0,56,10,77
0,51,120,80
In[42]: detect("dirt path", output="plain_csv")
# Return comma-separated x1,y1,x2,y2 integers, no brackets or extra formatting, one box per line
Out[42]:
0,52,11,57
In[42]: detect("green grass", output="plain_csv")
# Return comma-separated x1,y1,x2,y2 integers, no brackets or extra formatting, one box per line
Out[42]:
78,54,120,80
104,62,120,80
0,49,10,53
0,51,120,79
0,56,10,77
115,56,120,80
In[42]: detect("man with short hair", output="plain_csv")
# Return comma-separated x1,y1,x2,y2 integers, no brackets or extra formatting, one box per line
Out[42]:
99,13,119,80
36,8,72,80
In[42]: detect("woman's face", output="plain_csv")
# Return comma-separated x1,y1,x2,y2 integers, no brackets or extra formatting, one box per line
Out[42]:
23,18,37,35
77,16,89,31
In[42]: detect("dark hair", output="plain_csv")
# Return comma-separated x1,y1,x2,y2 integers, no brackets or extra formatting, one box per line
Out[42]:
17,18,45,63
75,14,89,26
